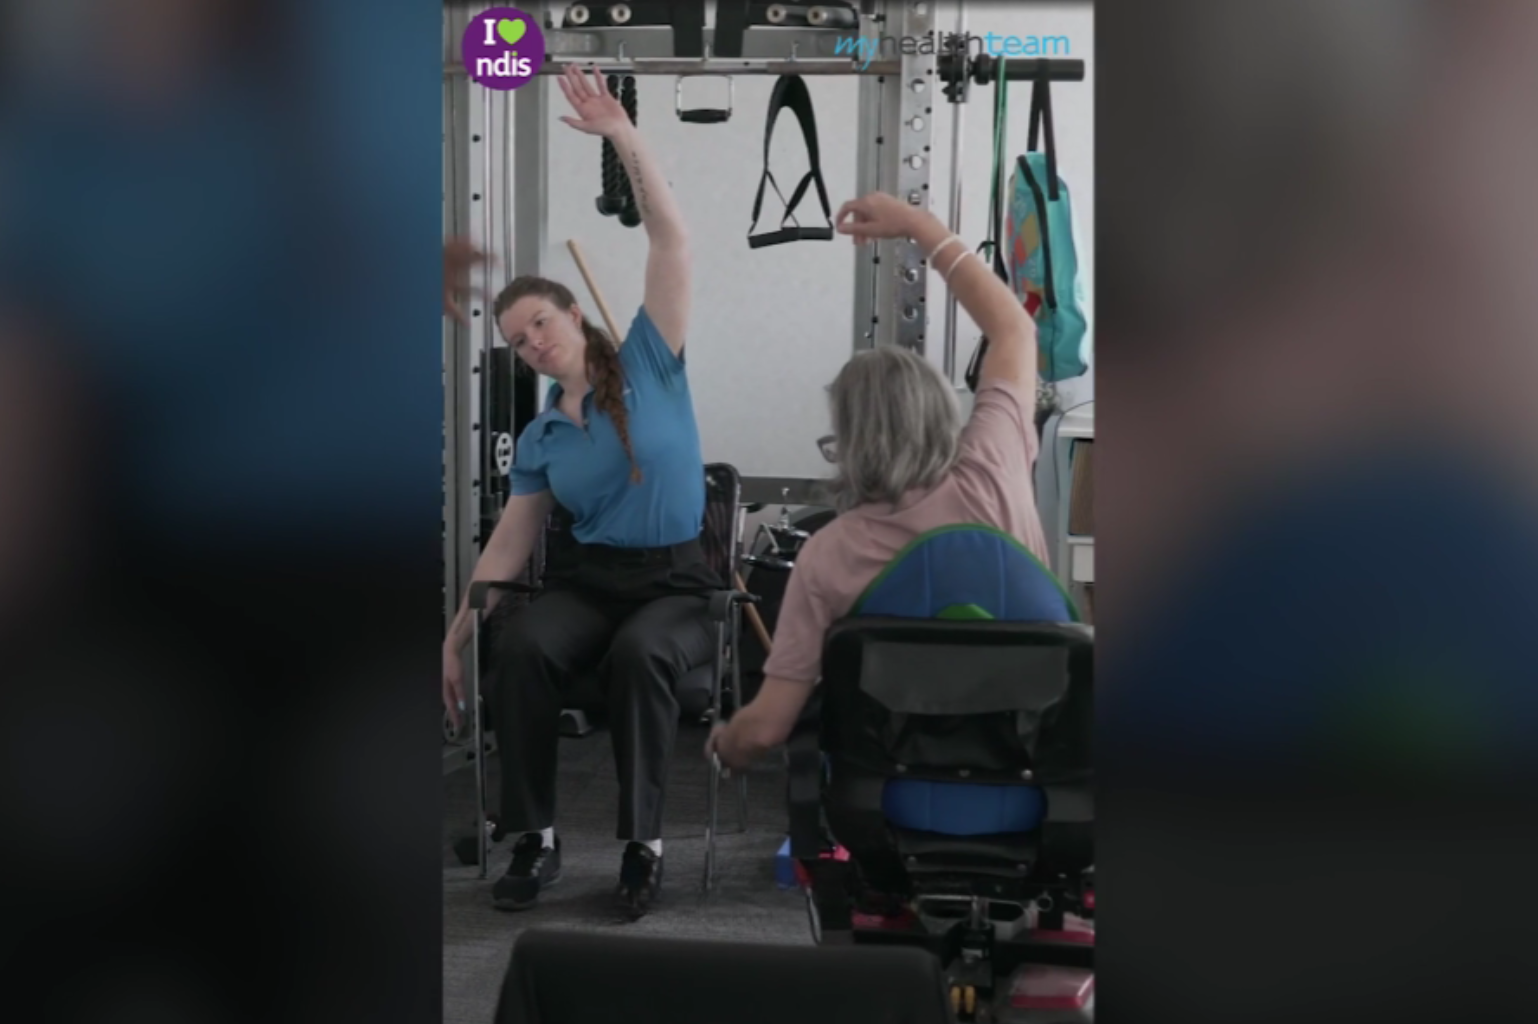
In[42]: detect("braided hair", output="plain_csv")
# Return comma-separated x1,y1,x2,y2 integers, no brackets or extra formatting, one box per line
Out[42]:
492,276,641,484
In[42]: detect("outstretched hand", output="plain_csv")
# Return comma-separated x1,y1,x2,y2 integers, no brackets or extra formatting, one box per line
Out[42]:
444,238,491,325
557,65,632,138
835,191,922,244
704,723,738,774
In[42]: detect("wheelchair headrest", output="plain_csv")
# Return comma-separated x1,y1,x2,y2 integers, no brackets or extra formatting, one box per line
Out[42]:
818,617,1093,782
826,617,1091,717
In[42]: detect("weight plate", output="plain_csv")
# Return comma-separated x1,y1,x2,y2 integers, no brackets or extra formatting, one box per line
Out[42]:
493,433,514,475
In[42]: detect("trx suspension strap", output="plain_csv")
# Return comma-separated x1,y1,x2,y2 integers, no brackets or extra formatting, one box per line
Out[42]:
1018,66,1059,313
983,57,1011,282
965,60,1011,392
748,75,835,248
1027,64,1060,202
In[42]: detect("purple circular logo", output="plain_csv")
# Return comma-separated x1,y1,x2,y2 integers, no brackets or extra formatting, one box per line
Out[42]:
462,7,546,91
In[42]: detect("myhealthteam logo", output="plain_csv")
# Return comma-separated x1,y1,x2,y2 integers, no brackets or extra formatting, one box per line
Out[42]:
822,31,1071,71
462,7,546,90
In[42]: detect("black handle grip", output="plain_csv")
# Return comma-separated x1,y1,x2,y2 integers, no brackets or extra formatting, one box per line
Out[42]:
679,108,731,124
747,227,835,249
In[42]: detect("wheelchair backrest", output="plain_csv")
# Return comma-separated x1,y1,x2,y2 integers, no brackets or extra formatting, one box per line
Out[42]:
700,463,743,589
821,525,1092,787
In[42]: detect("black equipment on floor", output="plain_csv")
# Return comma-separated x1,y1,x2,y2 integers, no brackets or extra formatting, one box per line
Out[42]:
737,504,835,702
495,928,953,1024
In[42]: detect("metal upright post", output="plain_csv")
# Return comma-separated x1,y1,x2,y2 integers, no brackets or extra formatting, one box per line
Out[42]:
513,80,550,282
851,6,886,354
942,1,967,380
444,80,468,638
513,4,550,283
868,0,936,355
892,0,937,355
441,0,498,835
444,2,478,637
482,77,523,529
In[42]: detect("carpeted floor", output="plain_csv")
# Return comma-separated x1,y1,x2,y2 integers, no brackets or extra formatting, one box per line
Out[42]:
442,722,811,1024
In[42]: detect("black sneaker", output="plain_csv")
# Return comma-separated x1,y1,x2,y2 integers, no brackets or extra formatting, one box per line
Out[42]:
493,833,561,911
616,842,663,920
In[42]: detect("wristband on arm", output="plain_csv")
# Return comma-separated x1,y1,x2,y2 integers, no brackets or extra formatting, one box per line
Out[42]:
925,233,965,264
939,247,971,282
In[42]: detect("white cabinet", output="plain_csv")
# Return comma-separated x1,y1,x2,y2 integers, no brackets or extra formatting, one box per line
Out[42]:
1035,402,1094,595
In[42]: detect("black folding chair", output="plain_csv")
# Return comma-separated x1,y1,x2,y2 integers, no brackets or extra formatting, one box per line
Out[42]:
457,463,758,886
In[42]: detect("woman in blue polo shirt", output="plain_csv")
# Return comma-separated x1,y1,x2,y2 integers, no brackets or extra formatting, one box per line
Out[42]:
442,66,711,920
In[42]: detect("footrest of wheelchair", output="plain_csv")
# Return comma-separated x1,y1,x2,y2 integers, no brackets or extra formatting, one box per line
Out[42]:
1006,964,1095,1015
785,838,847,890
800,858,856,937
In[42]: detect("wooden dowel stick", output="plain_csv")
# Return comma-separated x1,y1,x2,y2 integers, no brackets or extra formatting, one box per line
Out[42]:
735,572,774,653
566,239,623,343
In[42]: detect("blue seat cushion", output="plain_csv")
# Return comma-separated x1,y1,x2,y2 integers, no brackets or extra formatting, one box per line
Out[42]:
882,779,1045,836
854,524,1078,622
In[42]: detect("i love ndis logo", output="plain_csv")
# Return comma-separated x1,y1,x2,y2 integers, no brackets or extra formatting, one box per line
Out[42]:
462,7,546,90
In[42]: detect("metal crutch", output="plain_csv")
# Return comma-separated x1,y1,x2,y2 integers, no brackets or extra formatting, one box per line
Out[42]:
468,581,491,879
703,616,727,892
730,605,749,834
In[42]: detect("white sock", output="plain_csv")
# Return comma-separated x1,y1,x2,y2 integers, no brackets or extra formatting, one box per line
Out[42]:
636,838,662,856
535,827,554,849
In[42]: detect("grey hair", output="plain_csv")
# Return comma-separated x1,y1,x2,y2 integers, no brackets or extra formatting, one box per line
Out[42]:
823,347,962,514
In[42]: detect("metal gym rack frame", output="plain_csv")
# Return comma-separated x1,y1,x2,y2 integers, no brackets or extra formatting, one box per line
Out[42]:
442,2,1083,770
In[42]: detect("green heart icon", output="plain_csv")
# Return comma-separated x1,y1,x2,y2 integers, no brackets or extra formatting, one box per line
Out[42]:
497,18,525,46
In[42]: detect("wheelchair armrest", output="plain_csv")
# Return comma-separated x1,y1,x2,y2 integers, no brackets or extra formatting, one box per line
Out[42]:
707,588,761,623
786,723,826,859
468,579,540,611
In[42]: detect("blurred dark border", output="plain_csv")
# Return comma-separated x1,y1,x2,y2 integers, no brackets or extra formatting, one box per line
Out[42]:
8,0,1538,1020
1,1,443,1020
1099,1,1538,1021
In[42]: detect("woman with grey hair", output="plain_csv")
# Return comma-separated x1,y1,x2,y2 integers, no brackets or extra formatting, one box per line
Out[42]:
707,191,1049,769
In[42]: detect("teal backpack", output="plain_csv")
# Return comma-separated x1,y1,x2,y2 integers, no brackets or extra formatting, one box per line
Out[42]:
968,69,1091,393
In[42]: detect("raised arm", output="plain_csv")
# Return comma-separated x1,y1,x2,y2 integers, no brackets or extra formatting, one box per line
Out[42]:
836,193,1037,391
558,66,691,355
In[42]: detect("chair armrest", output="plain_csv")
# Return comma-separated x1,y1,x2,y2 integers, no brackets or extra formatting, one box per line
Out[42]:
707,588,761,623
468,579,540,611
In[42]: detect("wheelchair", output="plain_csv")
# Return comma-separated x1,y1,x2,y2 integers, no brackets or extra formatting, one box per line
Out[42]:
785,523,1094,1023
450,463,759,890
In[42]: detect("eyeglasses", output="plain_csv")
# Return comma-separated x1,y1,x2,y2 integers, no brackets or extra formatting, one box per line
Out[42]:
817,435,837,463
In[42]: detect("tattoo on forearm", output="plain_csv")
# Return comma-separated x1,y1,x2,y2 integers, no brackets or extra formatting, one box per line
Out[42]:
628,152,651,219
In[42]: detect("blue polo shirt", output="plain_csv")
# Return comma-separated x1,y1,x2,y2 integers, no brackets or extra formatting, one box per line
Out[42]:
510,306,705,548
